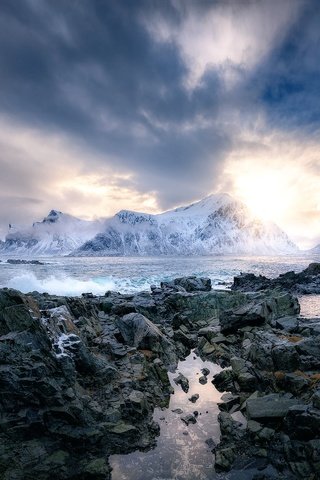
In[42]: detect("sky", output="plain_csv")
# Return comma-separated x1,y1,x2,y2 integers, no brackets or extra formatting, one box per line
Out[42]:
0,0,319,249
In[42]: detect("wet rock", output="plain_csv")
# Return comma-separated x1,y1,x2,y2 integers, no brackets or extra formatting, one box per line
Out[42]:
218,393,240,412
161,276,211,292
173,373,189,393
232,263,320,295
205,437,217,451
212,369,234,392
172,408,183,414
199,375,207,384
188,394,199,403
181,413,197,425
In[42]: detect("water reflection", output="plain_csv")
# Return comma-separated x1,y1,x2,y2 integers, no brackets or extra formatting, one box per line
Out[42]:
299,294,320,318
110,352,224,480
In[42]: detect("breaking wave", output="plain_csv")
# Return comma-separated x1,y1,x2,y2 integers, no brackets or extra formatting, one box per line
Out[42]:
6,273,117,296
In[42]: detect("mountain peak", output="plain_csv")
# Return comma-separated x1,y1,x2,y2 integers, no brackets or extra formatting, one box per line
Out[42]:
42,210,64,224
170,192,234,216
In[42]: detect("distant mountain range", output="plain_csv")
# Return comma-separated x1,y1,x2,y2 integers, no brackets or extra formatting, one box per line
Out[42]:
0,194,300,256
0,210,102,255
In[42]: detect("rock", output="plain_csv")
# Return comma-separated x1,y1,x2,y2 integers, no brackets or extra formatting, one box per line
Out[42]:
275,316,299,332
247,394,301,421
181,414,197,425
173,373,189,393
272,344,300,372
199,375,207,384
172,408,183,414
232,263,320,295
285,405,320,440
205,437,216,451
215,447,236,471
218,393,240,412
230,356,246,373
212,370,234,392
116,312,169,354
220,302,268,333
312,390,320,409
161,276,211,292
188,394,199,403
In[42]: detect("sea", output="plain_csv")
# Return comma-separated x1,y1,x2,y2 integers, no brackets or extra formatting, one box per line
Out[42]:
0,254,318,293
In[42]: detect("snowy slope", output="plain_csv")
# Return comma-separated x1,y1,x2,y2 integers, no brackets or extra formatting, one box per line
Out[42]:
0,210,102,256
307,244,320,254
74,194,298,256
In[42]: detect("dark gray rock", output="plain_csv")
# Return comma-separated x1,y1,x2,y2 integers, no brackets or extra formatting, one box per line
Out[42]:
188,394,199,403
116,312,167,352
181,413,197,425
247,394,301,421
173,373,189,393
199,375,207,384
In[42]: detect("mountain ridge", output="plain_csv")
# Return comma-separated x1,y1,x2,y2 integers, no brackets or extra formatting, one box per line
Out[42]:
0,194,299,256
74,194,298,256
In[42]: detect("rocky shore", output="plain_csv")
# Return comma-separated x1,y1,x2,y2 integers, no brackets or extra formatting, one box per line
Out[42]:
0,268,320,479
232,262,320,294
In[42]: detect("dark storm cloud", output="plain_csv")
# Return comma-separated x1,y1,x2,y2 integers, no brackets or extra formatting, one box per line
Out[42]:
0,0,231,208
249,1,320,133
0,0,319,215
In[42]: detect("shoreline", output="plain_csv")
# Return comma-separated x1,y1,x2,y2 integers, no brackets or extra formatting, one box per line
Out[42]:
0,269,320,479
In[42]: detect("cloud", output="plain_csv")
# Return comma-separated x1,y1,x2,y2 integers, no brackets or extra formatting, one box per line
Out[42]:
143,0,302,89
0,0,319,246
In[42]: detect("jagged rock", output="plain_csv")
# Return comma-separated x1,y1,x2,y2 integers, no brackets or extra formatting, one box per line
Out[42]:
161,276,211,292
312,390,320,409
275,316,299,332
232,263,320,295
116,312,168,353
247,394,301,421
218,393,240,412
205,437,216,451
215,447,236,471
181,413,197,425
212,369,234,392
188,394,199,403
284,405,320,440
220,302,268,333
173,373,189,393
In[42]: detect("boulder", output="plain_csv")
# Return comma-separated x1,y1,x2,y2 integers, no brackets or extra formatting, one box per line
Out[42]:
161,276,211,292
247,394,301,421
173,373,189,393
219,302,268,333
116,313,166,352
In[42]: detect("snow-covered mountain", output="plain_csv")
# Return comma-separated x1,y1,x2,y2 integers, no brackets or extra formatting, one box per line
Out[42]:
73,194,298,256
0,210,102,255
308,244,320,254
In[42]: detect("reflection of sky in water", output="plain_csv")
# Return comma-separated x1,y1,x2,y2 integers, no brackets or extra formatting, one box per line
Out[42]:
299,295,320,318
110,352,225,480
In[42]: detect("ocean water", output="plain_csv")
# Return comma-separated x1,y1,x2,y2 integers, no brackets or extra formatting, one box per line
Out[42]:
0,254,319,296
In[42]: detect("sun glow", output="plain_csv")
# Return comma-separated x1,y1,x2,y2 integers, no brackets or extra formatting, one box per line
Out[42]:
233,169,294,221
